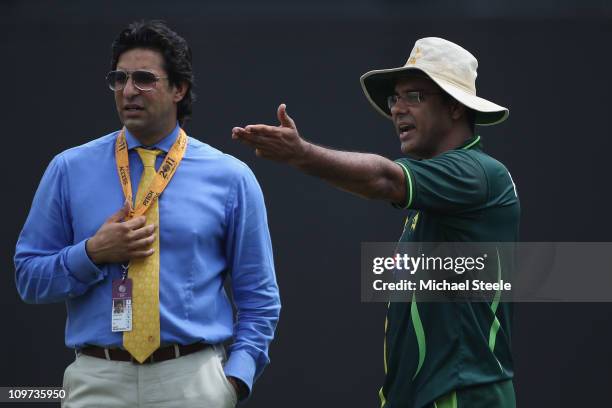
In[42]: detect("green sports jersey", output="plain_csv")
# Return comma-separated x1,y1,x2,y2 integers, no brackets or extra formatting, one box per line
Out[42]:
379,135,520,408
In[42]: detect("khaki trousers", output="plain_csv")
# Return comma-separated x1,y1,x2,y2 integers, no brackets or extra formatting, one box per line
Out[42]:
61,345,237,408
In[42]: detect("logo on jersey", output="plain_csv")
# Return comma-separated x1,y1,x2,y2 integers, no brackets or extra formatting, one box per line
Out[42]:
404,212,420,233
410,212,420,231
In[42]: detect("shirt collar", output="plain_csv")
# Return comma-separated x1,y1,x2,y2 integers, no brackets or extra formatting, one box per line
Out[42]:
124,123,181,153
457,135,482,150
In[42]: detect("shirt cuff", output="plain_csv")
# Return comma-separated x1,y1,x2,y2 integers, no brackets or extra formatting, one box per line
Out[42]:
66,239,105,284
223,349,257,397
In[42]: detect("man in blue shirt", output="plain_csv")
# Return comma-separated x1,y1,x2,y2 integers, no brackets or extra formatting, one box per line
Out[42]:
15,20,280,407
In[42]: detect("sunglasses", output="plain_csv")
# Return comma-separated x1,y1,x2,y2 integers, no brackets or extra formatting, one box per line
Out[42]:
106,70,167,92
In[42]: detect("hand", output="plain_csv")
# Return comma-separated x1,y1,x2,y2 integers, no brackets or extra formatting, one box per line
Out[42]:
226,376,248,400
85,201,156,264
232,103,310,165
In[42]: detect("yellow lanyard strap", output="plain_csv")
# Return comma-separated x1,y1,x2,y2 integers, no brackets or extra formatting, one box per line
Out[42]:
115,128,188,219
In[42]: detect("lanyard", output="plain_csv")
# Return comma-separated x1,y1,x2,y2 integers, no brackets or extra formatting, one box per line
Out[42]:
114,127,188,220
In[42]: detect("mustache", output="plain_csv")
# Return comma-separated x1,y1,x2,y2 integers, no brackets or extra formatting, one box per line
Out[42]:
394,114,416,129
394,114,415,124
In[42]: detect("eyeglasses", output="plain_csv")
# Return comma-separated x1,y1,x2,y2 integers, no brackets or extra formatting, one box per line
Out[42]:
386,91,441,110
106,70,167,92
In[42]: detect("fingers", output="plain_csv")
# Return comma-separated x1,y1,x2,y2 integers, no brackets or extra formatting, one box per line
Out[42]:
232,127,260,144
129,223,156,240
126,228,156,259
107,200,132,223
127,233,156,251
245,124,282,134
277,103,295,129
89,213,156,263
233,125,280,140
231,127,244,140
123,215,147,230
232,108,300,163
232,126,278,152
232,104,296,146
129,248,156,259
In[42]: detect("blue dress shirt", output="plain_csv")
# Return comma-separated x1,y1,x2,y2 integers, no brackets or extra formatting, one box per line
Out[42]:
15,124,281,393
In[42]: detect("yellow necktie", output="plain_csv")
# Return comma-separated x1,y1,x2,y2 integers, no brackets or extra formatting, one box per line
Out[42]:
123,148,162,363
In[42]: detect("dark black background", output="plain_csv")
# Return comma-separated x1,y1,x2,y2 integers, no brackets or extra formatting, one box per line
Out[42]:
2,1,611,407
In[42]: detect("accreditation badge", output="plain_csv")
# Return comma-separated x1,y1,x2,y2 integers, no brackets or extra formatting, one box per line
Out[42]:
111,278,133,332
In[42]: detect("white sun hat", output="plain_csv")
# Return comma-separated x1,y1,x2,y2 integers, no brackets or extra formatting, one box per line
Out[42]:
360,37,509,126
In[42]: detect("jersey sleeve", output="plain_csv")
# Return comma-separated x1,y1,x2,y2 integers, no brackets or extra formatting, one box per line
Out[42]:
394,150,488,213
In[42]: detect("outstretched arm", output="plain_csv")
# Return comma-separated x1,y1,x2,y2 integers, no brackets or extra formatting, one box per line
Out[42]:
232,104,406,203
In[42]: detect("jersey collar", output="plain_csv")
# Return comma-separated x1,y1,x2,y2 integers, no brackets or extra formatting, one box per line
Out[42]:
458,135,481,150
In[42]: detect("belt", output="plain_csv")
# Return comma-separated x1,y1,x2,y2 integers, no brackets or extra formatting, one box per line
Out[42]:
78,343,210,364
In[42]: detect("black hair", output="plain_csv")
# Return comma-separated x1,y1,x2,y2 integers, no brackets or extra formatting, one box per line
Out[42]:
110,20,195,126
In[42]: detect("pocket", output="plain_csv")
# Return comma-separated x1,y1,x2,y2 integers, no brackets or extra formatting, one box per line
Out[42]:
212,348,238,406
61,359,77,407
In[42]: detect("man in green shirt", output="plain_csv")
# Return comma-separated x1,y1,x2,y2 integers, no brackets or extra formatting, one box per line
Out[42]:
232,37,519,408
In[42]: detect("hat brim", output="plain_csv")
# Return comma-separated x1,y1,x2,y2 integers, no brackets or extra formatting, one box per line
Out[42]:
360,66,509,126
